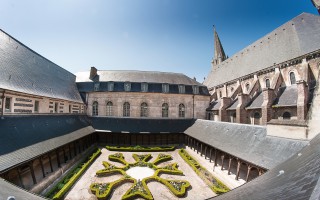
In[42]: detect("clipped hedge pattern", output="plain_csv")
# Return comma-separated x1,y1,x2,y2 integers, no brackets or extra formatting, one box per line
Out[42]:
179,149,229,194
47,148,101,200
92,152,191,199
106,145,175,152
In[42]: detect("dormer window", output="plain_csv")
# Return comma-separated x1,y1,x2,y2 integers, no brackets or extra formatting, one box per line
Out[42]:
162,83,169,93
178,85,185,94
193,85,199,94
108,82,114,91
94,83,100,91
141,83,148,92
124,82,131,91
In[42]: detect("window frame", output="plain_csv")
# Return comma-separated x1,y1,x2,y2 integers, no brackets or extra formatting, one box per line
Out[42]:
94,83,100,91
141,82,148,92
123,102,130,117
289,72,296,85
5,97,11,112
92,101,98,116
192,85,199,94
106,101,113,116
178,85,185,94
34,100,39,113
162,83,169,93
124,82,131,92
178,103,185,118
108,82,114,91
162,103,169,117
140,102,148,117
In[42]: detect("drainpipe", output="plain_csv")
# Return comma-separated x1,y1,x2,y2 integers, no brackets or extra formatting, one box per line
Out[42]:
192,94,195,119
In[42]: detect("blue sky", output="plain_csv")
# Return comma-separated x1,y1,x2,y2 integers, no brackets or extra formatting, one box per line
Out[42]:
0,0,318,82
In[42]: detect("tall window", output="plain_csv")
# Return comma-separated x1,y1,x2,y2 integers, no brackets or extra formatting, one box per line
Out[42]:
162,103,169,117
162,84,169,93
178,85,185,94
106,101,113,116
245,83,250,92
192,86,199,94
140,102,148,117
92,101,98,116
283,112,291,120
69,105,71,113
141,83,148,92
94,83,100,91
123,102,130,117
290,72,296,85
179,104,185,118
265,79,270,88
54,102,58,113
34,100,39,112
124,82,131,91
219,91,222,98
108,82,114,91
230,87,234,93
5,97,11,112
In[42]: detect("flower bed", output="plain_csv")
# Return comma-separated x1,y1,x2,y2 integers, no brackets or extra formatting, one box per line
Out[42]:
106,145,175,152
45,148,101,200
178,149,229,194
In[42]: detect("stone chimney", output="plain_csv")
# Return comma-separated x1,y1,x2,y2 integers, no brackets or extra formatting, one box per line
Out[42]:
89,67,97,80
297,80,308,120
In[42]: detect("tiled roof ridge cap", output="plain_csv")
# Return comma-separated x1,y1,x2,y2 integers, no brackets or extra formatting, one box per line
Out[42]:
0,29,76,79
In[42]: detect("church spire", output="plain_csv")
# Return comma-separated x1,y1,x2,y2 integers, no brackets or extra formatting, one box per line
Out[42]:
212,26,227,67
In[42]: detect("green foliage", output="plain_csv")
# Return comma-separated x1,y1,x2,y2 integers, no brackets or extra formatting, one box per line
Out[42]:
106,145,175,152
178,149,230,195
91,152,191,199
45,148,101,200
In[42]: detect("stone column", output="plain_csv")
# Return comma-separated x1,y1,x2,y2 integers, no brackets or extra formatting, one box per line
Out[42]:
246,165,252,182
221,154,225,170
261,88,275,125
236,93,249,123
236,159,241,180
297,80,308,120
228,157,233,175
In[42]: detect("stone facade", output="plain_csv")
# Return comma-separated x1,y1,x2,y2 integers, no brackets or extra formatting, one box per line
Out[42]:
204,13,320,135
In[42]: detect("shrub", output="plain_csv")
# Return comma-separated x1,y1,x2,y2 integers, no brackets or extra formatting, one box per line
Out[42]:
106,145,175,152
48,148,101,200
178,149,229,195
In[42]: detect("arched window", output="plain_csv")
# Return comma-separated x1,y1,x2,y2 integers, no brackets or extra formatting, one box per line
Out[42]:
179,104,185,118
230,87,234,93
265,79,270,88
123,102,130,117
219,91,222,98
92,101,98,116
283,112,291,120
106,101,113,116
246,83,250,92
140,102,148,117
290,72,296,85
162,103,169,117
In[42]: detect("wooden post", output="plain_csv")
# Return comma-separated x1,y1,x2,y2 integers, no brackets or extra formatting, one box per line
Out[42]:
209,147,212,162
221,154,225,170
48,154,53,172
29,162,37,184
40,157,45,178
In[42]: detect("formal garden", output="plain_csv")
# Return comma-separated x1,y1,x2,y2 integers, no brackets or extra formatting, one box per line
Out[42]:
46,146,229,200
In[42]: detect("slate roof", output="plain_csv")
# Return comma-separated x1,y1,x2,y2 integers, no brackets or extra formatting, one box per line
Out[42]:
206,100,221,111
0,29,82,103
273,85,298,107
90,117,194,133
204,13,320,88
185,119,307,169
246,92,264,109
0,115,94,172
0,178,45,200
226,98,238,110
76,70,204,86
211,132,320,200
